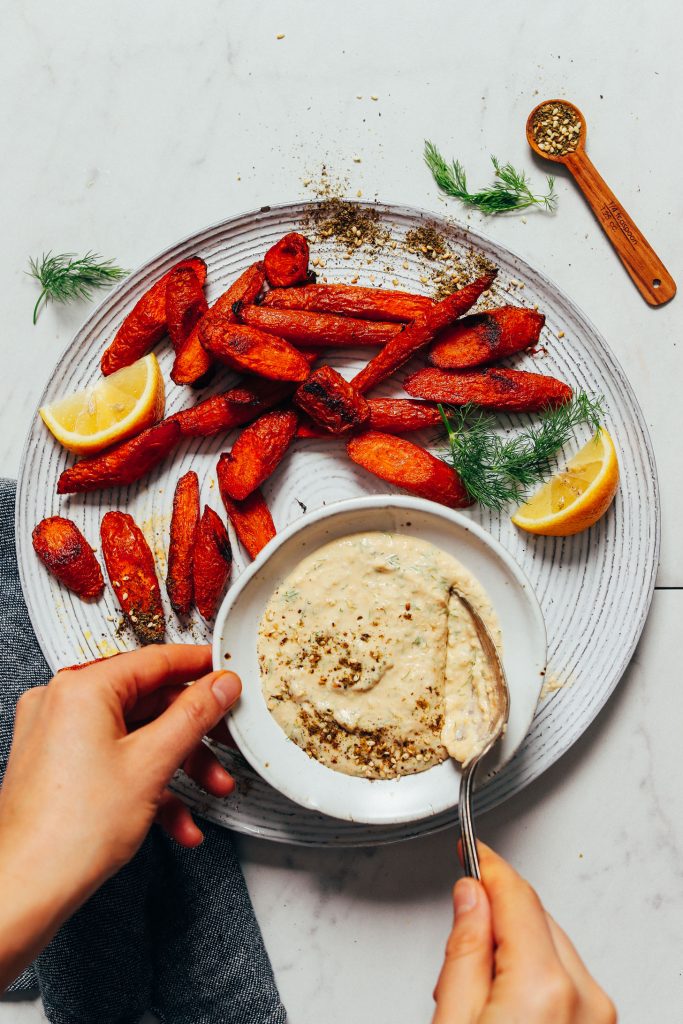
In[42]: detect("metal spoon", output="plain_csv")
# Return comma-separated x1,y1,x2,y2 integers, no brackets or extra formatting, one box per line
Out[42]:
526,98,675,307
449,589,510,880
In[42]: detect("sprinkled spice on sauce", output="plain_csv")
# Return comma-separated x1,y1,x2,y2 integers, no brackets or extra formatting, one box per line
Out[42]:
531,102,582,157
257,532,501,779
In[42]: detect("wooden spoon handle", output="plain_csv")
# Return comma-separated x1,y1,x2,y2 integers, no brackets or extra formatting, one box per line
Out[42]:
564,150,676,306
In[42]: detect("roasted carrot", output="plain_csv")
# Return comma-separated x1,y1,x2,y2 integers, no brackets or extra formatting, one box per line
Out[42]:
404,367,572,412
57,420,180,494
172,262,266,386
200,317,310,382
193,506,232,620
264,232,311,287
100,511,165,644
217,409,298,501
32,516,104,598
234,304,401,348
350,273,496,394
428,306,545,369
166,266,209,353
346,432,471,508
260,284,434,322
101,257,207,375
295,399,445,438
217,476,276,560
294,366,370,434
172,380,293,438
166,471,200,615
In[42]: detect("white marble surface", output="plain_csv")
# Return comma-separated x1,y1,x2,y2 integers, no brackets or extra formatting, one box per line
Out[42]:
1,0,681,1020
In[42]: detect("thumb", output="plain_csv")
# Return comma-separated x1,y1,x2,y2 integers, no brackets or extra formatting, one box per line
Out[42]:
432,878,493,1024
134,670,242,784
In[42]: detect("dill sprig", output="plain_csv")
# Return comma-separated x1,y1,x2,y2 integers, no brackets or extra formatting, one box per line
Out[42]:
440,393,603,510
28,251,128,324
424,142,557,215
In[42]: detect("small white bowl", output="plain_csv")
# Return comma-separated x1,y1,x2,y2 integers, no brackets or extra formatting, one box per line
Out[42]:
213,496,546,825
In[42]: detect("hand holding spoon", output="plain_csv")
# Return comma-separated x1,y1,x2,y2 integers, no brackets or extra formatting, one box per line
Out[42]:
526,99,676,306
449,589,510,880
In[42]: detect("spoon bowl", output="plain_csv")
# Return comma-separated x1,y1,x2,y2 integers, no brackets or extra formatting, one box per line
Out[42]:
525,98,587,164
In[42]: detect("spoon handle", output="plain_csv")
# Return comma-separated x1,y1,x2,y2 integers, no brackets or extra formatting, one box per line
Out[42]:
564,149,676,306
459,761,481,880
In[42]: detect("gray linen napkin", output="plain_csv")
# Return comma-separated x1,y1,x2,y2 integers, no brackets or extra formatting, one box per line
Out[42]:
0,478,287,1024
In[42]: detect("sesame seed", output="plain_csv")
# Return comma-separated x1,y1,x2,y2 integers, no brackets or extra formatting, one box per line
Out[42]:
276,33,285,39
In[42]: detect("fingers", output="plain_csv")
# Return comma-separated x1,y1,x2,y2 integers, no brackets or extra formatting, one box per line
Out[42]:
183,742,235,798
432,878,493,1023
133,670,242,785
156,793,204,848
60,645,214,713
545,914,618,1023
12,686,47,741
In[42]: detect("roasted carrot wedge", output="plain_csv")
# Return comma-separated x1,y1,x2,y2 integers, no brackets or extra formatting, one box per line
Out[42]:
217,410,298,501
166,266,209,353
166,471,200,615
172,262,266,386
260,284,434,322
57,419,180,494
100,511,165,644
350,273,496,394
101,257,207,375
346,432,471,508
200,317,310,382
216,476,276,560
295,399,445,438
428,306,545,369
193,506,232,620
172,380,293,438
404,367,572,412
294,366,370,434
264,232,311,287
234,304,401,348
32,516,104,598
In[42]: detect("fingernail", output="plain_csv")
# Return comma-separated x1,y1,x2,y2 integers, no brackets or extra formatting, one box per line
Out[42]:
211,671,241,709
454,878,479,915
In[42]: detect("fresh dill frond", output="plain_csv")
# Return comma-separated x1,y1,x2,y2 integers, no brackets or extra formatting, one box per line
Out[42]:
439,393,604,510
424,142,557,215
28,251,128,324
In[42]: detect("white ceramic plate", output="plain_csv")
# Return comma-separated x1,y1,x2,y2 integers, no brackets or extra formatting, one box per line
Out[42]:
212,496,546,825
15,200,659,845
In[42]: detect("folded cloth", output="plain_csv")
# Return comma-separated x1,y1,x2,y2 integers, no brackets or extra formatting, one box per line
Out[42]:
0,479,287,1024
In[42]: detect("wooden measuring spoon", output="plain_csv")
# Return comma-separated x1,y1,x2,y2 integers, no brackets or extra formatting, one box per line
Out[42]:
526,99,676,306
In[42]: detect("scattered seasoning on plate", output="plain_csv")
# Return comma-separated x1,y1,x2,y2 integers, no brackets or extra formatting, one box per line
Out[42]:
531,102,582,156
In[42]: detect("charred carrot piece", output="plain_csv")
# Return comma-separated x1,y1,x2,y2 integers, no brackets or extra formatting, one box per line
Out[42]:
234,304,401,348
166,266,209,353
404,367,572,412
350,273,496,394
346,432,471,508
260,284,434,322
166,471,200,615
368,398,445,432
217,409,298,501
200,317,310,382
101,257,207,375
264,232,311,287
172,380,293,438
172,262,266,386
193,506,232,620
294,366,370,435
429,306,545,370
295,399,445,438
57,420,181,494
100,511,165,644
217,476,276,560
32,516,104,598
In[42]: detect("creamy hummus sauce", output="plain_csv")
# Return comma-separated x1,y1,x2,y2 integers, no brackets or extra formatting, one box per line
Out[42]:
257,532,501,779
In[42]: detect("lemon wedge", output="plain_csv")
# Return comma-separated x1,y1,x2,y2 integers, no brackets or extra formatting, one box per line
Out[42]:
511,429,619,536
40,354,165,455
